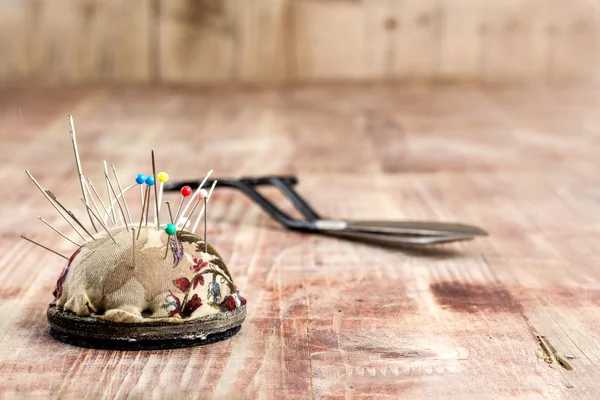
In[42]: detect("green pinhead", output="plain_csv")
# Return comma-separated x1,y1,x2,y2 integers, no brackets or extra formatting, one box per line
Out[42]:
165,223,176,236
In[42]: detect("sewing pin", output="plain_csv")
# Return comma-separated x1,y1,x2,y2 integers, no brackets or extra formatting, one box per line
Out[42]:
157,171,169,216
165,200,179,248
38,216,82,246
193,181,217,252
174,185,192,224
136,173,146,212
21,235,68,260
80,198,116,243
68,115,98,233
178,169,213,224
88,178,117,227
144,175,154,226
151,150,160,230
112,165,133,224
164,223,176,259
180,191,204,231
191,189,208,235
137,184,149,239
104,161,118,225
45,190,95,241
104,169,129,231
25,171,87,242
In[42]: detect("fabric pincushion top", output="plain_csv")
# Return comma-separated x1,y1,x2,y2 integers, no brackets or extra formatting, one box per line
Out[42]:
23,116,246,350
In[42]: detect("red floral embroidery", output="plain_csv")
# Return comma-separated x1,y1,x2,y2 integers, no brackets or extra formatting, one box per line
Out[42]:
181,294,202,318
173,277,191,292
193,275,204,289
223,295,237,311
168,294,182,317
192,257,208,273
167,293,203,318
240,295,247,306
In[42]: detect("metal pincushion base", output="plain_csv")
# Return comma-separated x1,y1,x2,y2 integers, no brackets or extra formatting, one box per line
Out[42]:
47,305,246,350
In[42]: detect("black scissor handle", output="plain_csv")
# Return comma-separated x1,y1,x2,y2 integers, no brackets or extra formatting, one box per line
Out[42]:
164,175,298,192
164,175,317,232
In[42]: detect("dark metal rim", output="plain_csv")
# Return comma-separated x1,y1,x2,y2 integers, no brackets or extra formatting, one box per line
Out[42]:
47,305,246,342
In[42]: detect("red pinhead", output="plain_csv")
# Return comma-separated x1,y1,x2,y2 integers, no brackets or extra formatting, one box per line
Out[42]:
181,186,192,197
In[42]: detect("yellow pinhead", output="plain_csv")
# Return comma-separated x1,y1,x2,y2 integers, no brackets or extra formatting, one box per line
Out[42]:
157,171,169,183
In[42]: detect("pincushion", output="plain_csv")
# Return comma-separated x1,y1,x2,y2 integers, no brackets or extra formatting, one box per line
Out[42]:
22,115,246,349
52,227,245,323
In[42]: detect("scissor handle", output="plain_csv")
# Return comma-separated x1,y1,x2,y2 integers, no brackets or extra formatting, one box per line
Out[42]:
164,175,316,231
164,175,298,192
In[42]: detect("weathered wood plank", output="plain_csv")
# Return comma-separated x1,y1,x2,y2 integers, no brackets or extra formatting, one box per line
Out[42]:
0,0,150,83
158,0,237,83
292,0,367,80
1,0,600,83
234,0,289,82
1,85,600,398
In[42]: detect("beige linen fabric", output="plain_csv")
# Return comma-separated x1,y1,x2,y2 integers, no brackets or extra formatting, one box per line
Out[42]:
54,227,242,323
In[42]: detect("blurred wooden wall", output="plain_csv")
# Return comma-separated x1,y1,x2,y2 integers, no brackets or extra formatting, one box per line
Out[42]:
0,0,599,84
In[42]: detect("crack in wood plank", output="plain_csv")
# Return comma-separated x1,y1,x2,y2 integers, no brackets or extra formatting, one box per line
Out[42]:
537,335,573,371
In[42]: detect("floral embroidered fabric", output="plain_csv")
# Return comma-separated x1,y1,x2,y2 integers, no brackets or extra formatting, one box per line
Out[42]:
53,227,246,323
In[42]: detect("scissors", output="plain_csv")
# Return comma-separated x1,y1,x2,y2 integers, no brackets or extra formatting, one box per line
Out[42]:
164,176,487,246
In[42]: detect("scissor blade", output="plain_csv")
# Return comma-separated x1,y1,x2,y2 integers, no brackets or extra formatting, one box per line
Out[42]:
315,220,487,237
321,230,477,245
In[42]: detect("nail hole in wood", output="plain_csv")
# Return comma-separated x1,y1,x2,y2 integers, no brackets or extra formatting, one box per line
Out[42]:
384,17,397,31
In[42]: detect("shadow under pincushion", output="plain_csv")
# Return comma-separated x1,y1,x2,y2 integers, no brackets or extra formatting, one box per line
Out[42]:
48,227,246,349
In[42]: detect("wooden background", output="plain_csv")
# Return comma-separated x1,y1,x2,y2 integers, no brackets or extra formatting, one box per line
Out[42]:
1,85,600,398
1,0,600,84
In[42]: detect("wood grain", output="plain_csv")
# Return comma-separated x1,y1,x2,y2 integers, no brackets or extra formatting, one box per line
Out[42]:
1,84,600,398
1,0,600,83
0,0,150,83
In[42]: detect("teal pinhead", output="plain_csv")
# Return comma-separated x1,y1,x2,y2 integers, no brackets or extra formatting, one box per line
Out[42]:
165,223,176,236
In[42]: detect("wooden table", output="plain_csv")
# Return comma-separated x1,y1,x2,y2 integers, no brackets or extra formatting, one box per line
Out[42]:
0,85,599,399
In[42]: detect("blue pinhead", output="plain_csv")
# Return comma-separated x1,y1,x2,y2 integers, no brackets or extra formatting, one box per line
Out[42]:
135,174,146,185
145,175,155,186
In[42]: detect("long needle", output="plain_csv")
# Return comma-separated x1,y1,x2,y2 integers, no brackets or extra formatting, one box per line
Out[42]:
69,115,98,233
131,227,136,269
178,169,213,225
105,170,129,231
45,190,95,241
80,198,116,243
104,161,118,225
25,171,87,242
38,216,82,246
83,178,104,226
165,201,174,224
21,235,68,260
151,150,160,229
112,165,133,224
88,178,117,227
